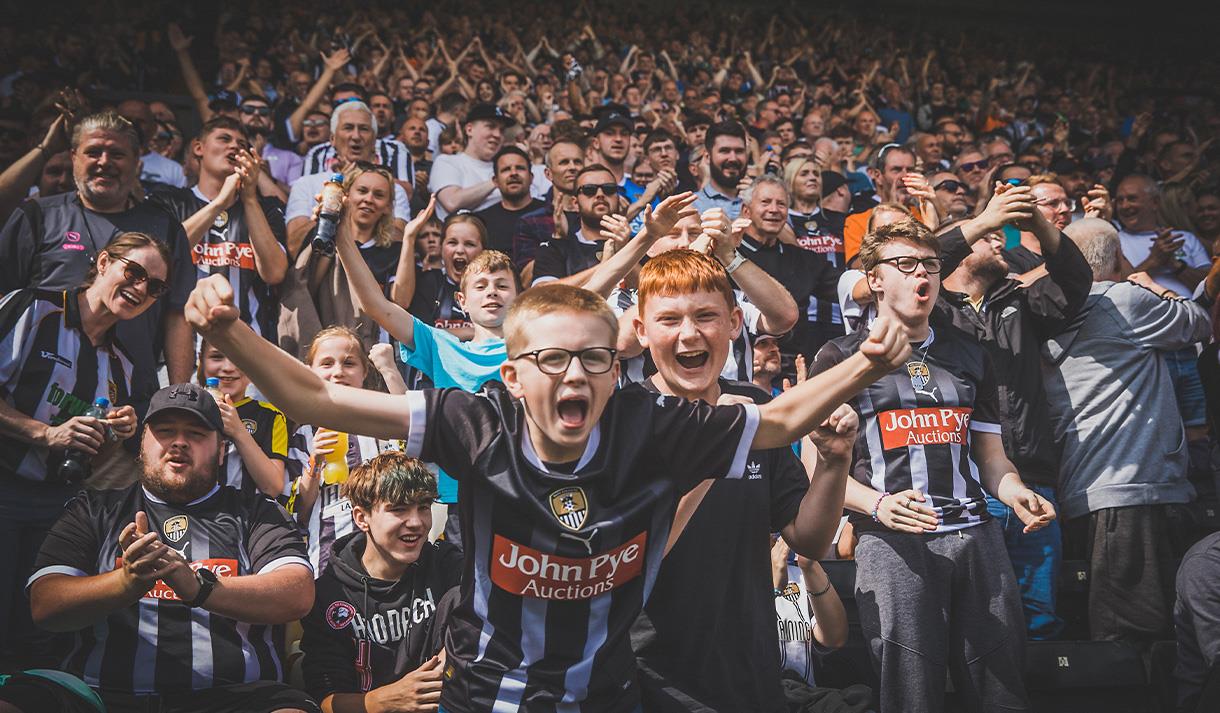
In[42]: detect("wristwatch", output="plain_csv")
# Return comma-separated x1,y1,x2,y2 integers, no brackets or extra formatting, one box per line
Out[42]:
723,251,747,275
186,567,218,607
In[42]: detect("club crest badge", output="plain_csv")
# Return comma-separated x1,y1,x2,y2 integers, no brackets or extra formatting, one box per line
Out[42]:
213,210,229,228
325,601,355,629
549,487,589,531
907,362,937,397
162,515,189,544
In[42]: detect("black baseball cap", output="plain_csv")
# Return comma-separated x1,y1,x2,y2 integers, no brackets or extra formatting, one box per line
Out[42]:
593,111,633,134
821,171,849,198
208,90,240,112
465,103,516,127
144,384,223,432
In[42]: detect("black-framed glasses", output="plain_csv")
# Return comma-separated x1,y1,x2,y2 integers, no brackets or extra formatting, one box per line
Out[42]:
934,179,966,194
512,347,618,375
114,255,169,297
240,105,272,117
576,183,619,198
875,256,943,275
958,158,989,173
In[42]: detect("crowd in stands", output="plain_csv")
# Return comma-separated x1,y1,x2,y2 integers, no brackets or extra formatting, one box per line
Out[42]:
1,1,1220,711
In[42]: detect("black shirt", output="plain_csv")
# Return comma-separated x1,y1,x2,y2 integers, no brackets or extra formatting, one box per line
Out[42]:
1002,245,1046,274
404,386,760,712
408,269,469,330
0,193,196,417
532,233,602,284
29,483,311,693
632,379,808,713
738,233,839,358
788,208,847,327
475,199,545,255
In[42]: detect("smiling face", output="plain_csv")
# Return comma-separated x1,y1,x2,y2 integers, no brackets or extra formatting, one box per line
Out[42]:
744,181,789,239
347,171,393,232
73,128,140,210
502,310,619,463
442,221,484,283
140,412,223,504
457,267,518,329
200,344,250,400
637,289,741,400
1031,181,1073,230
90,245,168,322
308,335,368,387
793,161,821,202
354,499,432,567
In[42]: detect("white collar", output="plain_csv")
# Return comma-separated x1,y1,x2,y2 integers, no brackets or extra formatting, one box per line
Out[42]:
520,423,601,474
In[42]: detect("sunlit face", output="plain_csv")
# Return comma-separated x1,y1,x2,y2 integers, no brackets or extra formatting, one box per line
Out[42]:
867,239,940,324
309,336,367,387
752,337,781,379
456,268,518,329
802,112,825,140
201,344,250,400
90,245,168,322
1031,182,1073,230
794,162,821,202
73,129,140,209
333,107,375,163
354,499,433,566
465,119,503,161
400,117,428,151
416,224,441,259
1115,177,1158,228
709,135,747,187
595,125,631,164
442,222,484,283
744,182,789,238
347,172,393,231
854,111,878,140
493,152,531,201
574,169,619,224
871,151,916,203
637,290,741,398
141,412,223,503
193,127,250,178
930,172,969,218
502,311,619,462
302,113,331,144
955,151,988,189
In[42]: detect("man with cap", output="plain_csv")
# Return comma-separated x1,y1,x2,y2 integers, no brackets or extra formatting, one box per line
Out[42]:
428,102,515,219
590,105,633,185
15,383,317,713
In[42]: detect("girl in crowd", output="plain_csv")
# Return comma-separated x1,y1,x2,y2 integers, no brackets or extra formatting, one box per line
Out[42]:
196,338,288,498
393,203,486,340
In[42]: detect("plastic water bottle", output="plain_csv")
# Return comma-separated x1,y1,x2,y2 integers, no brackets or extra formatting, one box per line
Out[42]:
312,174,346,257
56,397,111,483
205,377,224,404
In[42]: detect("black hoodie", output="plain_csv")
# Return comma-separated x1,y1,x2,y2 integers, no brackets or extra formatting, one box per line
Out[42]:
300,531,463,703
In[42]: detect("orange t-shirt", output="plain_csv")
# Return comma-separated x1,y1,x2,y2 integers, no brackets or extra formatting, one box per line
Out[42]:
843,204,926,265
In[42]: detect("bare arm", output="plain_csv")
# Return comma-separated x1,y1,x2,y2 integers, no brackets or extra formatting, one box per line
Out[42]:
0,112,70,221
237,154,288,286
972,432,1055,533
780,403,855,559
186,275,413,439
434,181,496,215
799,558,848,650
168,23,213,122
288,49,351,141
582,193,698,297
286,217,315,259
335,216,415,348
390,195,436,311
163,310,194,385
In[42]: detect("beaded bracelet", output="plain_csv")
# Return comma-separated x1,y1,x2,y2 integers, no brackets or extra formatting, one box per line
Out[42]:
871,491,892,523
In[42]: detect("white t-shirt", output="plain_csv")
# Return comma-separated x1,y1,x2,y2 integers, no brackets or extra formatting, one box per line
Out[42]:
531,164,552,200
140,152,187,188
1117,227,1209,297
426,117,446,156
428,151,499,219
285,171,412,224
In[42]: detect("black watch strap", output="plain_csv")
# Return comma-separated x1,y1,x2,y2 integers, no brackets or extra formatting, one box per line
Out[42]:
186,568,218,607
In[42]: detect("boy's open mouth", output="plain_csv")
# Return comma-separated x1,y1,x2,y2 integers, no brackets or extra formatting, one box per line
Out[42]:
914,281,931,301
675,350,709,370
557,396,589,428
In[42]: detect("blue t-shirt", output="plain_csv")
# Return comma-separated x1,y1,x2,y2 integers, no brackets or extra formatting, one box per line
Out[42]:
400,316,507,501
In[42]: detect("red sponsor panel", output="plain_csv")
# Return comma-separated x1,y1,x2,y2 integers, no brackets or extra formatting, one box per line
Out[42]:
878,407,972,450
115,557,238,601
490,532,647,600
193,242,256,270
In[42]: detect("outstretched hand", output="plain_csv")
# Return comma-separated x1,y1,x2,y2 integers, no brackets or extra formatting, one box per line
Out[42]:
643,191,698,239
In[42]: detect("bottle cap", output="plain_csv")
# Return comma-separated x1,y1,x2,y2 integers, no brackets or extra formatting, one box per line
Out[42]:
206,377,220,388
329,173,345,183
93,397,110,408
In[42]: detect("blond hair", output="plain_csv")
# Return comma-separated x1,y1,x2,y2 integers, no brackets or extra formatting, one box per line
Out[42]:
459,250,520,292
503,283,618,355
343,165,396,247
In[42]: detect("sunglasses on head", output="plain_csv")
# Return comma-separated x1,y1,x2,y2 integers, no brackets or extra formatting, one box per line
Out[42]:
241,105,272,117
934,179,966,193
576,183,619,198
958,158,989,173
114,255,169,298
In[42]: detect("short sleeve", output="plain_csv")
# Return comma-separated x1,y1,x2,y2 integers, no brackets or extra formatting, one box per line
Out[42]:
739,299,763,336
971,351,1002,434
405,388,501,481
428,155,463,194
262,407,289,461
648,394,761,492
836,270,868,331
400,316,440,379
0,203,36,293
768,447,809,532
531,241,565,284
1185,232,1211,269
808,339,848,378
393,182,412,222
161,214,196,309
0,290,35,388
245,496,311,574
30,492,99,585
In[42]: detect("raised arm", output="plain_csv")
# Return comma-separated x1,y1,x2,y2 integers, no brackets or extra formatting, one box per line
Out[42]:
288,49,351,141
236,152,288,285
582,192,698,297
334,212,416,348
706,215,798,336
186,275,413,439
390,195,436,311
168,23,213,122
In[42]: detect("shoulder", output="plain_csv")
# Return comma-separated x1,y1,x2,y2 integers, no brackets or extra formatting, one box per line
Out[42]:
720,378,773,404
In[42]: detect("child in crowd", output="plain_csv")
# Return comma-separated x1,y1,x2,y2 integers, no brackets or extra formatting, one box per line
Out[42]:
196,338,288,498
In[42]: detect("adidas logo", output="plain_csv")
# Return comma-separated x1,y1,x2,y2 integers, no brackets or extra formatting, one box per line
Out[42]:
747,461,762,479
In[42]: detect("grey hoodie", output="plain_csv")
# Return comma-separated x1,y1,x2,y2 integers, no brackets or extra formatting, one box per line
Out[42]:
1042,281,1210,520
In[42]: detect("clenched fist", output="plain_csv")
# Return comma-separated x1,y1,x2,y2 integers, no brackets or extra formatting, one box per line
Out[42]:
185,274,241,336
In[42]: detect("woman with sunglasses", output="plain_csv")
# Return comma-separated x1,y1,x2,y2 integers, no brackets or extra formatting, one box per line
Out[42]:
0,231,168,656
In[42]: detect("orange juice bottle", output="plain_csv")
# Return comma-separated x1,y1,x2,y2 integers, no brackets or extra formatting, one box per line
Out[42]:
318,429,350,485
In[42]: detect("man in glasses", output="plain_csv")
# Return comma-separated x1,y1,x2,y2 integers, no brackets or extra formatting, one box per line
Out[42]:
953,148,989,204
928,170,971,220
151,116,288,344
938,182,1091,642
531,164,622,286
238,95,300,193
810,218,1055,713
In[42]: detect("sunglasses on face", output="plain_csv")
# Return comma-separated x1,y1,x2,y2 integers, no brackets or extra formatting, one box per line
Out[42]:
302,119,328,128
576,183,619,198
934,179,966,194
241,105,272,117
113,255,169,297
958,158,989,173
512,347,618,375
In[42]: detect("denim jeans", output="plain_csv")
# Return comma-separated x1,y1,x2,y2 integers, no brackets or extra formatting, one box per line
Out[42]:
985,484,1064,640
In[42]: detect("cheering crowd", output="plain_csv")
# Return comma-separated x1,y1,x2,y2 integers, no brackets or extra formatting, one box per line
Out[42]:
1,1,1220,711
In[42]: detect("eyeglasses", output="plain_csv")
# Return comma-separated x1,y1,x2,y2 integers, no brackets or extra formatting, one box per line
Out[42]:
576,183,619,198
958,158,989,173
113,255,169,297
1035,197,1076,211
512,347,618,375
934,179,966,194
240,105,272,117
303,119,328,128
875,256,943,275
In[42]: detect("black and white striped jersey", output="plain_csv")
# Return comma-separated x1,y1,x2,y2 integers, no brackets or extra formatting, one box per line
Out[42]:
302,138,413,181
286,425,404,574
28,483,311,693
151,188,287,342
0,288,134,482
810,326,1001,534
404,386,759,713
